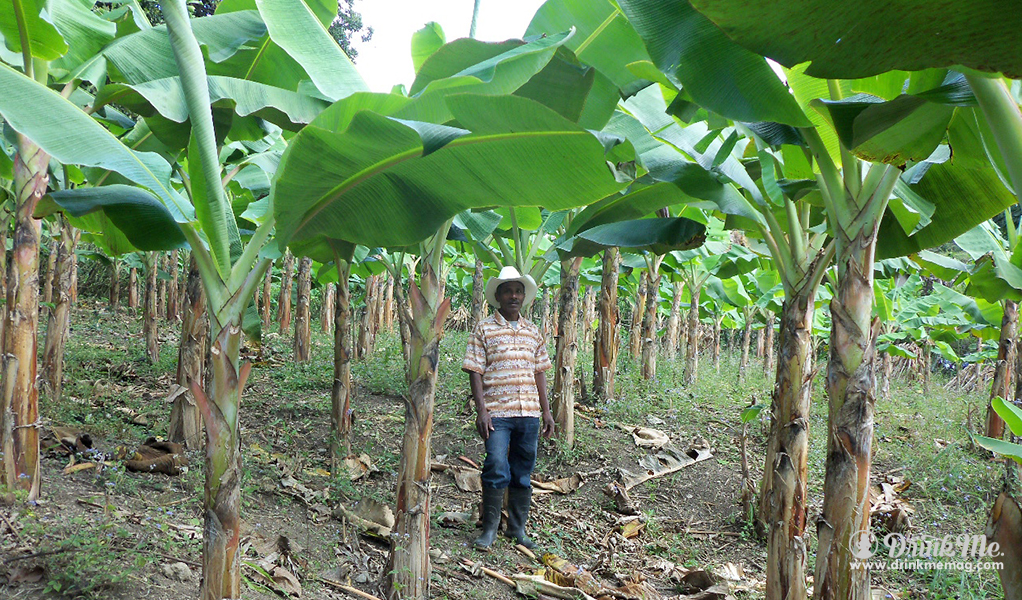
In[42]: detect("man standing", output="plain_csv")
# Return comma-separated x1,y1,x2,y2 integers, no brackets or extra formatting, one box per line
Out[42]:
462,266,556,550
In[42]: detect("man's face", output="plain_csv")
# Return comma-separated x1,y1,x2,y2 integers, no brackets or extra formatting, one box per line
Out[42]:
495,281,526,312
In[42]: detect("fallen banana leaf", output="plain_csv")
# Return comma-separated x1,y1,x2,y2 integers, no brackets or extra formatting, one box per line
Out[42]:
532,473,584,495
514,573,597,600
437,512,472,527
449,465,482,493
339,453,377,481
619,444,714,490
124,438,187,475
602,482,638,515
333,497,395,538
542,554,602,597
616,424,670,449
42,426,92,454
63,462,97,475
618,520,645,539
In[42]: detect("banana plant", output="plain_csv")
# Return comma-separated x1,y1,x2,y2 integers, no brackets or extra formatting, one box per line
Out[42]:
618,1,1022,598
955,220,1022,438
608,2,1021,598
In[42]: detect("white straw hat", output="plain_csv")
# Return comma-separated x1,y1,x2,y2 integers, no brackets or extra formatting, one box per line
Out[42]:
485,266,538,308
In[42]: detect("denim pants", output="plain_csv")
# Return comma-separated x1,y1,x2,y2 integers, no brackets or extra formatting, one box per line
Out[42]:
481,417,539,489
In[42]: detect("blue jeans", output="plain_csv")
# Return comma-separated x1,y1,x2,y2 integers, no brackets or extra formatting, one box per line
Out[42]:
481,417,539,489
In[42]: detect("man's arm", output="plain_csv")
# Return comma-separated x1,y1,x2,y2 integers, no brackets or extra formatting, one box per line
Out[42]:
470,372,493,440
536,371,555,438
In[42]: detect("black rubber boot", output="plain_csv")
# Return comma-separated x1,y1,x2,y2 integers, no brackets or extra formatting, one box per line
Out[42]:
473,486,504,550
504,486,536,549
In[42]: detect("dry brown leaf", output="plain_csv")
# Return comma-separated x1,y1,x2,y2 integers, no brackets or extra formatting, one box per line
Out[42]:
333,497,395,538
437,512,472,527
619,444,714,490
514,573,598,600
339,453,377,481
124,438,187,475
617,520,645,539
450,466,482,493
8,564,45,584
532,473,584,494
63,462,97,475
602,482,638,515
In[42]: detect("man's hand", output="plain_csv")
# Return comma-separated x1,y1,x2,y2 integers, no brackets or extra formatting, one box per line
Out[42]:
476,409,494,440
541,411,556,439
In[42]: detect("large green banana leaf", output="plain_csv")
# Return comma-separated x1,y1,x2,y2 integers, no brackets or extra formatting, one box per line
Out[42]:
0,62,193,221
411,22,445,74
616,0,810,127
525,0,651,97
0,0,67,61
687,0,1022,79
95,76,331,131
556,216,706,258
272,93,625,249
48,0,116,77
70,11,267,85
253,0,366,100
37,185,186,251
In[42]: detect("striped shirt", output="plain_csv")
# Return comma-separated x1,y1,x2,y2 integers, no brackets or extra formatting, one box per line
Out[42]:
462,311,553,418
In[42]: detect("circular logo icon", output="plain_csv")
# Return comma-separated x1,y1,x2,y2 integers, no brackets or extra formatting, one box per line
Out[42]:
849,530,876,560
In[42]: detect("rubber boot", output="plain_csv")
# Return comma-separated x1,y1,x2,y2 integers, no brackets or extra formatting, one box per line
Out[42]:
473,486,504,550
504,486,536,549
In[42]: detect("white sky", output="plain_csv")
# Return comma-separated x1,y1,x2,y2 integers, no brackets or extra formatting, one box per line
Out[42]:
351,0,547,93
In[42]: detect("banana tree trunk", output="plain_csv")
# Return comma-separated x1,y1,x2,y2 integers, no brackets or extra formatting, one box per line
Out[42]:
764,313,775,377
277,250,294,332
739,310,753,382
386,262,450,600
41,215,76,401
393,277,412,364
470,258,485,330
552,257,582,447
684,283,701,385
320,283,335,334
357,276,374,360
759,289,816,600
880,352,892,400
144,252,159,364
167,250,179,321
987,300,1018,438
128,267,138,309
581,286,595,349
196,321,249,600
713,314,722,372
169,256,207,449
921,341,932,393
988,492,1022,600
666,281,682,361
42,236,56,307
629,276,647,359
331,263,353,463
641,270,661,380
294,257,312,363
594,248,620,400
1,134,49,501
756,326,765,359
540,290,550,338
815,225,880,600
383,275,394,332
157,253,167,319
261,265,272,330
110,261,121,312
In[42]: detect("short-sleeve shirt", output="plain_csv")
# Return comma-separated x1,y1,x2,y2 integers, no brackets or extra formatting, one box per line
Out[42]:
462,311,553,418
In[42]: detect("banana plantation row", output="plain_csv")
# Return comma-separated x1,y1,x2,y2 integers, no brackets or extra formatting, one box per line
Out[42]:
1,0,1021,599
